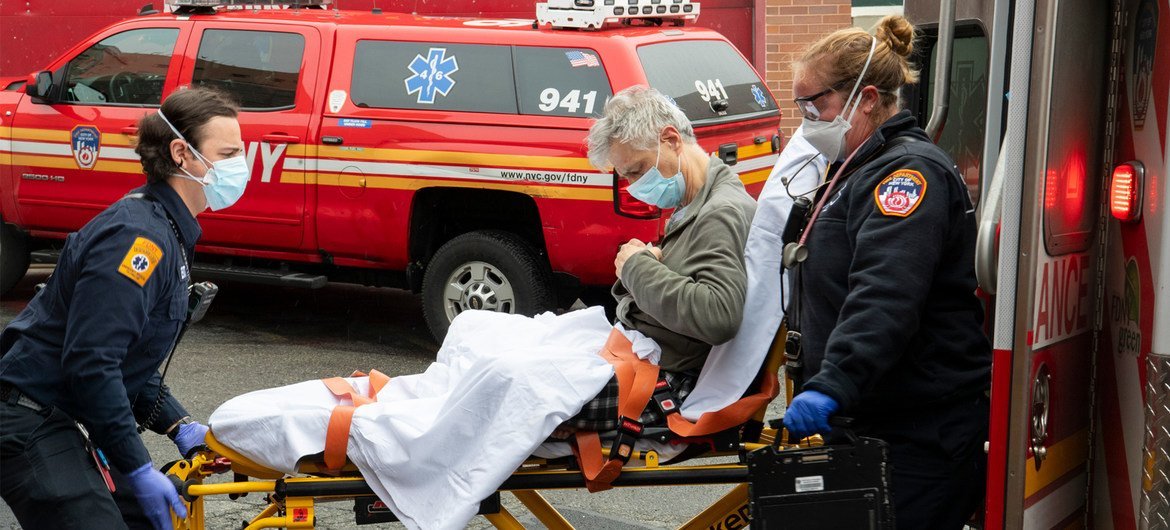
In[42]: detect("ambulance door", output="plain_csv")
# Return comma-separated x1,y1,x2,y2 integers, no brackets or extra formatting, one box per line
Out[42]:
8,22,188,234
907,0,1114,526
176,23,318,251
1002,0,1112,526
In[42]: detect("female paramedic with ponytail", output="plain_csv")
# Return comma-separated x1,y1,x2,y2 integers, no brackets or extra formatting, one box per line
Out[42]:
0,88,245,529
781,15,991,529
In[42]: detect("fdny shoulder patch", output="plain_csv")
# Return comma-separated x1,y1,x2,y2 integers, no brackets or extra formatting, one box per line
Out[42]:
874,169,927,217
118,236,164,287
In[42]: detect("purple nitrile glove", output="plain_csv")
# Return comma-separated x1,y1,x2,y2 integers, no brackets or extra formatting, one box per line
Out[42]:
173,421,209,458
126,462,187,529
783,390,839,439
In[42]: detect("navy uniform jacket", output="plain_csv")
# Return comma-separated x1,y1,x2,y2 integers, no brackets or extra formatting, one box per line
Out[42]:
0,180,199,473
794,110,991,416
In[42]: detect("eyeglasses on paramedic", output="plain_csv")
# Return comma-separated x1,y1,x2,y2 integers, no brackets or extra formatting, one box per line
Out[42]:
792,88,835,121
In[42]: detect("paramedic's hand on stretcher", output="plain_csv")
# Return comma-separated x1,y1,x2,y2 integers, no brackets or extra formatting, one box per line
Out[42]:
173,421,209,458
615,239,662,280
127,462,187,528
783,390,839,439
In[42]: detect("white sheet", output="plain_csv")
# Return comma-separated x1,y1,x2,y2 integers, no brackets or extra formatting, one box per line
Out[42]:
680,128,825,418
211,307,664,530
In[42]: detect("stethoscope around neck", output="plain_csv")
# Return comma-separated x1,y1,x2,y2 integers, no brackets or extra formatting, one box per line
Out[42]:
778,142,869,270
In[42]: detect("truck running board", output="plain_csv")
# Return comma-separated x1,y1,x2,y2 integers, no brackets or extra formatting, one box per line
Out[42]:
193,263,328,289
30,251,328,289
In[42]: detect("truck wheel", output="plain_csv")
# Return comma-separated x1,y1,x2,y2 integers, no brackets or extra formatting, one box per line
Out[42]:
1,223,30,297
422,230,556,342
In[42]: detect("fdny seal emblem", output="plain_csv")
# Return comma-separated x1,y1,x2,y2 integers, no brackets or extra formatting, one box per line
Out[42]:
874,169,927,217
70,125,101,170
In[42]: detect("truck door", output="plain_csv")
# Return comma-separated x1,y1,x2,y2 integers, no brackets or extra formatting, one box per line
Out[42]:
176,22,319,251
8,23,188,234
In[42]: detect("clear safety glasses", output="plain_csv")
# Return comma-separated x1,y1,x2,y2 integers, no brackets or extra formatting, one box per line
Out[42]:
792,88,835,121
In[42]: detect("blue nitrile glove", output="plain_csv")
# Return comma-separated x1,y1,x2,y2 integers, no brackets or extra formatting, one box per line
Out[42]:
783,390,839,439
173,421,209,458
126,462,187,529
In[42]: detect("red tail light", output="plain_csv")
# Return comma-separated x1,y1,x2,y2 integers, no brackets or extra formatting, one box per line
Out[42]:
613,172,661,219
1109,161,1143,222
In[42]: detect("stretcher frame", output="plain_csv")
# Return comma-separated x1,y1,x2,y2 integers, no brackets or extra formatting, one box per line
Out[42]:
165,332,802,530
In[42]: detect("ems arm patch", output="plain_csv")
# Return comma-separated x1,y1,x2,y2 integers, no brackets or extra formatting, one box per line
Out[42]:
118,237,163,287
874,169,927,217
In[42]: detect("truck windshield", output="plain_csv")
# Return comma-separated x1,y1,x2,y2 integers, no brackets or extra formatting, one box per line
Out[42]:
638,40,777,124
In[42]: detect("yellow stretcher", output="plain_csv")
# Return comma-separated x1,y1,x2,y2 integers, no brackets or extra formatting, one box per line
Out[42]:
164,328,810,530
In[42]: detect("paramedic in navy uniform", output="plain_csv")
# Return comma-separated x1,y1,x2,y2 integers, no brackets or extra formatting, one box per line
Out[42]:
781,15,992,529
0,88,246,530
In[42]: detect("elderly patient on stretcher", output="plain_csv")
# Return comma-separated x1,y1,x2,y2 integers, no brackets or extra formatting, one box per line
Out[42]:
208,86,757,530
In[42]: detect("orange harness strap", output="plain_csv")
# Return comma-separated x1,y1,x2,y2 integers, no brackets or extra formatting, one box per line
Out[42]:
573,329,659,492
574,329,781,491
322,370,391,473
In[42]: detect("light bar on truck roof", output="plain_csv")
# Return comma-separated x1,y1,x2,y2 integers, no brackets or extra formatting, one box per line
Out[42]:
167,0,331,7
536,0,700,30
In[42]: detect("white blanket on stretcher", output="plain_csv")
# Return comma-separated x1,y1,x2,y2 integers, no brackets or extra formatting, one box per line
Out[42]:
210,307,676,530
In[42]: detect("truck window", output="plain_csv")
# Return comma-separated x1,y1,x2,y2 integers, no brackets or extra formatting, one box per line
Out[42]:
192,29,304,111
62,28,179,106
915,28,990,209
513,47,613,117
351,41,517,114
637,40,776,124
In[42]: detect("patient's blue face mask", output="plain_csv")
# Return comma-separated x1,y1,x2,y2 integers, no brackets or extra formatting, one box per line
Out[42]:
627,141,685,209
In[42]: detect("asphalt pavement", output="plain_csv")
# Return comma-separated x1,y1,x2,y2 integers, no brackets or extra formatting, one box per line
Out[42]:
0,266,761,529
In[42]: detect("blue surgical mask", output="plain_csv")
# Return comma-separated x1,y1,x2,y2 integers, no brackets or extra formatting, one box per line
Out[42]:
627,141,686,209
157,110,249,211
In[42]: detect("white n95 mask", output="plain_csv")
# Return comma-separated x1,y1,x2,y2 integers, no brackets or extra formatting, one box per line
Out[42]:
801,37,877,162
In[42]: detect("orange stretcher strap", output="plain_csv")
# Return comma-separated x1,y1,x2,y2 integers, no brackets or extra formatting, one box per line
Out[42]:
574,328,780,491
573,329,660,492
322,370,391,473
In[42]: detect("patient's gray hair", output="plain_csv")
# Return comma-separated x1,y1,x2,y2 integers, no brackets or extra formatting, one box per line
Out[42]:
587,86,697,170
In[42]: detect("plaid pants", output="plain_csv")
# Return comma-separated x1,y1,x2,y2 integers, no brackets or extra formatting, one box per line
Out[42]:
564,370,696,431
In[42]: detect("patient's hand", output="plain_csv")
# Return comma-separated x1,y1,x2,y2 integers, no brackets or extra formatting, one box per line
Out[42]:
550,424,578,440
615,239,658,279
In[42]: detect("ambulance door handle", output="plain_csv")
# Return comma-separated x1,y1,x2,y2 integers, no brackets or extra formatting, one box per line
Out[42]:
262,133,300,144
121,126,138,136
976,137,1009,296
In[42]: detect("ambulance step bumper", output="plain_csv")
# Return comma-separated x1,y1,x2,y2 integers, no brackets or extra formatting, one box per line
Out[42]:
193,263,328,289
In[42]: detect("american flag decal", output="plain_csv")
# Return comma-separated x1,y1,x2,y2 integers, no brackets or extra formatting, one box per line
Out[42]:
565,50,600,67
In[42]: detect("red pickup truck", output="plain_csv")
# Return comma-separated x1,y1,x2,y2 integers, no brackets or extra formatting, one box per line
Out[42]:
0,0,781,339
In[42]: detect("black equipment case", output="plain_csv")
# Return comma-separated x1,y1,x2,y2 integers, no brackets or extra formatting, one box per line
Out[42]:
746,434,895,529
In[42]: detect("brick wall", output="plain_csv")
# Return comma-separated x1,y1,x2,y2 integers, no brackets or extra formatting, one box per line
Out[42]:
765,0,853,139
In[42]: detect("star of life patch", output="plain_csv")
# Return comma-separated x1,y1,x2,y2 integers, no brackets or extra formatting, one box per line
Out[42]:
118,236,163,287
874,169,927,217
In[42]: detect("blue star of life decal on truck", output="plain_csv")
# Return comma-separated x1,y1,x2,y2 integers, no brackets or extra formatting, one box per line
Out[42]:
404,48,459,104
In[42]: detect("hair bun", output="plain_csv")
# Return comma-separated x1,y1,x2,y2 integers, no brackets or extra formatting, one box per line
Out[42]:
875,15,915,57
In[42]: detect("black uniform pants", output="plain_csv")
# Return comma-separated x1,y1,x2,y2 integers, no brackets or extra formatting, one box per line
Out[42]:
0,397,151,529
853,394,989,530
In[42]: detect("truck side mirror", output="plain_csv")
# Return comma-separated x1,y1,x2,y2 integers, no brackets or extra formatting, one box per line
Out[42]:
25,71,54,101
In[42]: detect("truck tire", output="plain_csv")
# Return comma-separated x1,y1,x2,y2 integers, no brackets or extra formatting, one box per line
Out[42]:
422,230,556,342
1,223,30,297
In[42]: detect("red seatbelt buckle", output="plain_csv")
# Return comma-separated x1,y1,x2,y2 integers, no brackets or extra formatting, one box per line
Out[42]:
651,379,678,416
609,416,644,463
